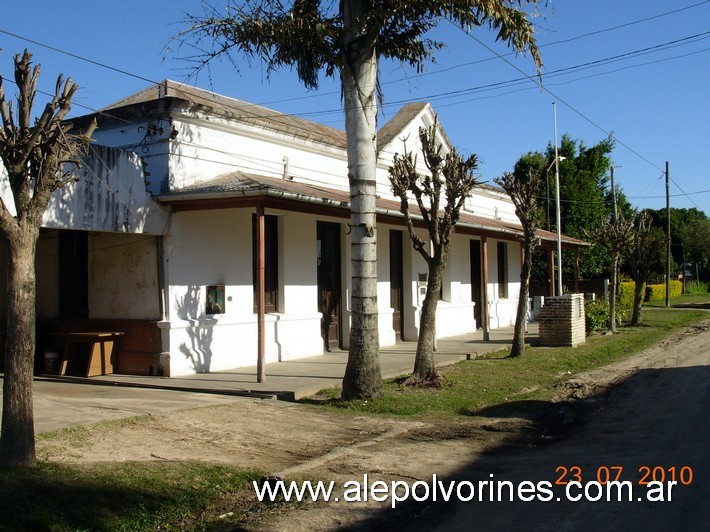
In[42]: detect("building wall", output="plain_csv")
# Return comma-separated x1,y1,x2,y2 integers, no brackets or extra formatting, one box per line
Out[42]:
36,232,59,319
47,98,528,376
163,208,324,376
88,233,160,320
487,238,521,329
13,229,159,322
161,209,521,376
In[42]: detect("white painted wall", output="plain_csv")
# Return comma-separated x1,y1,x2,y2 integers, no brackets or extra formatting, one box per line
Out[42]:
465,188,519,224
164,208,324,376
52,90,528,376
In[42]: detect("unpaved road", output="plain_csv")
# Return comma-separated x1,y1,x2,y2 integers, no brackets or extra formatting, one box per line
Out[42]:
38,320,710,530
427,320,710,532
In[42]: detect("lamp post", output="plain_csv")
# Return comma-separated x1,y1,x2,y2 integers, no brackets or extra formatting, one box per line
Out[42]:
553,102,563,296
545,154,566,295
545,156,566,231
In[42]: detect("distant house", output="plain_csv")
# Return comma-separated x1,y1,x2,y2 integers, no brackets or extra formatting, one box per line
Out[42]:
0,81,586,377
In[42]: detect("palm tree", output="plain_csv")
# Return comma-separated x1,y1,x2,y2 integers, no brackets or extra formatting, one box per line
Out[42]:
177,0,543,399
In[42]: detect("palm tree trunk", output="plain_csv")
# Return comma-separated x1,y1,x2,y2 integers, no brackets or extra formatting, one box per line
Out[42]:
1,226,39,467
340,0,382,400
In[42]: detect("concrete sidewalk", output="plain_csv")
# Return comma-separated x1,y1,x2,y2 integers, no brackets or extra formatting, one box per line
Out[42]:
0,324,535,434
38,324,536,400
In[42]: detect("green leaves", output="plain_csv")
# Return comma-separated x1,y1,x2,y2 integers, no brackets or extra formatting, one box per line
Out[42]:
177,1,543,88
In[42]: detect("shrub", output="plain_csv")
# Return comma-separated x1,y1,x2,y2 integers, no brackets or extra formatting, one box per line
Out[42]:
645,280,682,301
618,282,637,309
585,299,608,335
686,281,709,295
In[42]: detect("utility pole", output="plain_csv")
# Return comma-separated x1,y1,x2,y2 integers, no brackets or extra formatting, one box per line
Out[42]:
665,161,671,308
610,165,620,301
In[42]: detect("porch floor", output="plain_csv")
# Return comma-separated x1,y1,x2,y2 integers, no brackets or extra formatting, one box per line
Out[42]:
43,324,538,401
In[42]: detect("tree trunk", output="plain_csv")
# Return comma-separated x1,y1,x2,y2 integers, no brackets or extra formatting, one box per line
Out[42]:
340,0,382,400
411,259,444,382
510,241,533,357
607,252,618,334
1,225,39,467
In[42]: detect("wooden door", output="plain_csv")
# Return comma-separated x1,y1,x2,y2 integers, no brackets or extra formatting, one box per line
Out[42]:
317,222,341,351
390,230,404,341
470,240,482,327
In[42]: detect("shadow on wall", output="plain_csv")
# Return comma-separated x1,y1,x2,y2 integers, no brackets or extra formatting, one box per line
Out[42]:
175,286,214,373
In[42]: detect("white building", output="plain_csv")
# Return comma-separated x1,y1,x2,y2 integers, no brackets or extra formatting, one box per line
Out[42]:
1,81,586,377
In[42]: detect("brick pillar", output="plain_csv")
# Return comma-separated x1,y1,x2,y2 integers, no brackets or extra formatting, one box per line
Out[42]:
538,294,586,347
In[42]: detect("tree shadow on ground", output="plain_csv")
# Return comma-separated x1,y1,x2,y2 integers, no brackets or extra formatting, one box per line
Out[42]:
673,302,710,310
0,461,257,530
336,364,710,531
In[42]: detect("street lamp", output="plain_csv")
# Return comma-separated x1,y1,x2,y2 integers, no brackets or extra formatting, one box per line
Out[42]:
545,156,566,231
553,102,563,296
545,153,566,295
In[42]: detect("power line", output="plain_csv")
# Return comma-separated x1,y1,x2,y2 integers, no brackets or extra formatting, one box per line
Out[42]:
452,23,662,166
0,28,158,85
452,24,709,212
535,0,710,48
2,0,708,112
2,10,706,210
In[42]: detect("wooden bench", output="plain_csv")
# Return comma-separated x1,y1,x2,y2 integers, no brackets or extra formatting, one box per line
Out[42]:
52,332,124,377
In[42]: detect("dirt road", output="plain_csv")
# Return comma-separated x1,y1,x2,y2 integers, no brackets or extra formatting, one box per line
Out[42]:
426,320,710,531
38,320,710,530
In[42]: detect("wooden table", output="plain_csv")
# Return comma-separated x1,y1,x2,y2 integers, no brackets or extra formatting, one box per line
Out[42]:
54,332,124,377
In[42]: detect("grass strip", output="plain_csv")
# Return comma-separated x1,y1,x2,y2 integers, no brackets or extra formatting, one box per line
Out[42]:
0,461,261,531
306,308,708,417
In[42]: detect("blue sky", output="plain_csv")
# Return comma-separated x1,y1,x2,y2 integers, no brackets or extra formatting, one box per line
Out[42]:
2,0,708,213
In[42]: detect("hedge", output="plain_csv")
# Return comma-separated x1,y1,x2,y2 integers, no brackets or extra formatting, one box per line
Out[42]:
645,280,682,301
619,282,637,309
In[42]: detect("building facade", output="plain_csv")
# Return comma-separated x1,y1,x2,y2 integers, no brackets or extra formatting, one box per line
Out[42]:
1,81,585,377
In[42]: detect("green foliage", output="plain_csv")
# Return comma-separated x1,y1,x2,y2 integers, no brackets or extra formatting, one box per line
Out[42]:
618,281,637,309
645,280,682,301
648,207,709,281
686,281,709,295
178,1,544,90
584,298,609,335
523,134,618,281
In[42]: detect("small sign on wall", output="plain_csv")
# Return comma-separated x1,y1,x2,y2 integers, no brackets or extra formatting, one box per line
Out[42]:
206,285,225,314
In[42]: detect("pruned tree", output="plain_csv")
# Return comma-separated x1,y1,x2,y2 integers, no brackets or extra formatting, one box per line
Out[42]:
0,51,95,467
495,152,545,357
389,119,479,384
589,213,632,334
176,0,543,400
628,210,664,326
